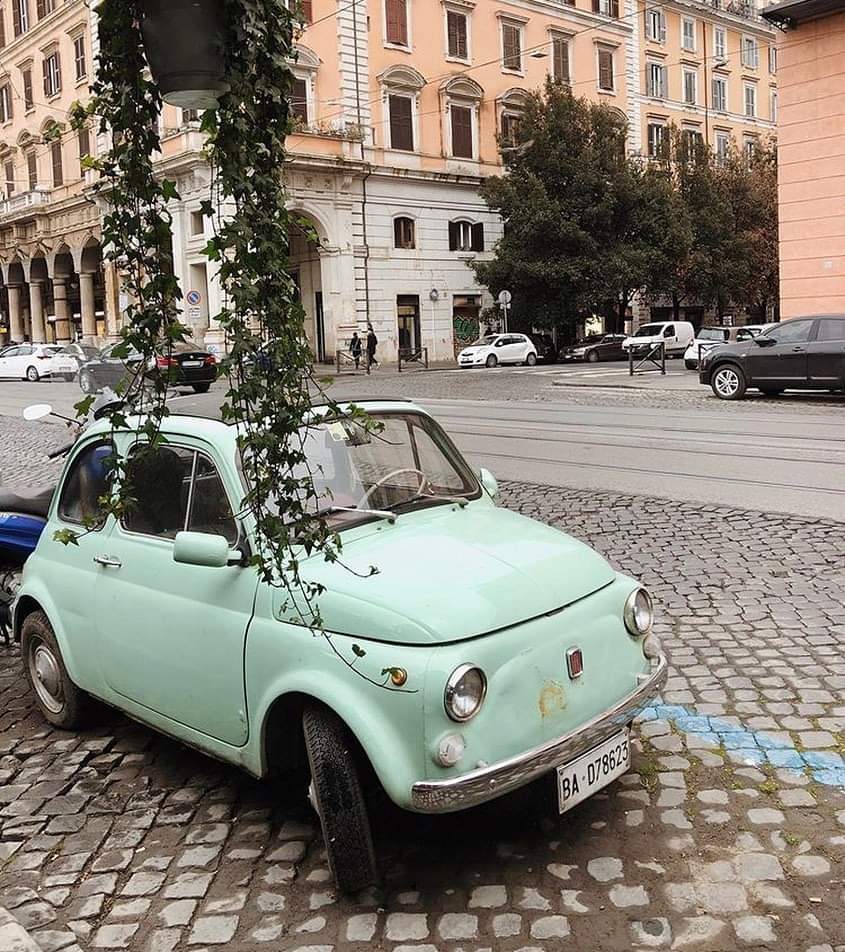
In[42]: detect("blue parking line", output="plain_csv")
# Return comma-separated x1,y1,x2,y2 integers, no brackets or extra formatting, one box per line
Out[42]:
639,703,845,787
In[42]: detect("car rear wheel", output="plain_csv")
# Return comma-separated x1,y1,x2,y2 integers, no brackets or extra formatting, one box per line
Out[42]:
192,383,211,394
25,366,39,382
22,612,91,730
587,350,599,363
79,370,96,394
711,365,746,400
63,373,75,382
303,704,378,895
684,360,697,371
485,355,497,369
525,352,537,367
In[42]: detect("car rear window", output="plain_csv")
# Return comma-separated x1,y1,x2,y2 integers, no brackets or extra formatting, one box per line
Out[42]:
816,319,845,342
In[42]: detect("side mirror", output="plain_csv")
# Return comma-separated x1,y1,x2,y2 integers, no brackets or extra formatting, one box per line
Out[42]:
755,336,776,347
479,468,499,500
173,531,239,568
23,403,53,421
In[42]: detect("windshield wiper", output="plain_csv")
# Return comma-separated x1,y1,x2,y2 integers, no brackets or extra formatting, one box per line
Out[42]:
387,493,470,514
316,505,397,524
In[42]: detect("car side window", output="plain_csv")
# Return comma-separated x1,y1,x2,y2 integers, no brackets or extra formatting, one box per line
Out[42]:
2,347,19,358
58,441,113,528
123,445,195,539
816,319,845,343
663,325,675,337
765,320,814,344
189,455,239,545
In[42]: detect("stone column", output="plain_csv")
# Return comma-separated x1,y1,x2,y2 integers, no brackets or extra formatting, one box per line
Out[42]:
29,281,46,343
53,278,71,343
80,271,97,342
7,284,23,342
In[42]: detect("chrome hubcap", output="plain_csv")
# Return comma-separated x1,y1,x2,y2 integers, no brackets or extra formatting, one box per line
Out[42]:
715,368,739,396
30,642,64,714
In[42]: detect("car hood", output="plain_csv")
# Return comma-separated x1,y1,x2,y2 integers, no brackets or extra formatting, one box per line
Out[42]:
460,346,490,356
278,504,616,645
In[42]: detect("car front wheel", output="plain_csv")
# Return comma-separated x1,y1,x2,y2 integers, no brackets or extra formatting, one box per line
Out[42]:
25,366,40,382
485,355,498,368
525,352,537,367
303,704,378,895
711,364,747,400
22,612,91,730
78,370,96,394
587,350,599,363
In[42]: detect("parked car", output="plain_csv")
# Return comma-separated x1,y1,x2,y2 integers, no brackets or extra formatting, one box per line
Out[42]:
560,334,627,363
78,343,217,394
13,398,667,893
49,343,101,382
0,344,63,381
623,322,695,358
458,333,538,368
700,315,845,399
531,333,558,363
683,325,768,370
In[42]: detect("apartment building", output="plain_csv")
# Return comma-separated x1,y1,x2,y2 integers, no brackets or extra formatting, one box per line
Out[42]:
637,0,777,166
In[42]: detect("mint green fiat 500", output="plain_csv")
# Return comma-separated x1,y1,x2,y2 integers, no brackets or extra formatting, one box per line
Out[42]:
14,399,667,893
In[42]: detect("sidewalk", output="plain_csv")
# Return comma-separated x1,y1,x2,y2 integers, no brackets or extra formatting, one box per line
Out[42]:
0,907,43,952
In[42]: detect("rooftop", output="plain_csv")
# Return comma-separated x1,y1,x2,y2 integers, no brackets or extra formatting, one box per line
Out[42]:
761,0,845,26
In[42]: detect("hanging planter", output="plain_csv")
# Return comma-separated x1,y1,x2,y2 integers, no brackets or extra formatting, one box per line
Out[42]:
139,0,229,110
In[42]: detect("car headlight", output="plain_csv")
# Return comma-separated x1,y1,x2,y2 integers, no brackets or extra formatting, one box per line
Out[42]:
624,588,653,637
444,665,487,722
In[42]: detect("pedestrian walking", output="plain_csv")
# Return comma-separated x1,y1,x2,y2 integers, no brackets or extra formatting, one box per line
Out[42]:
350,331,362,370
366,324,378,373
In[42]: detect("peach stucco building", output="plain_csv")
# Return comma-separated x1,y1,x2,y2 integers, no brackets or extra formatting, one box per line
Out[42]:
762,0,845,319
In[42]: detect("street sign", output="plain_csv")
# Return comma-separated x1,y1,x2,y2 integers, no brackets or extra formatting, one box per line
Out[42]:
498,290,512,306
186,290,202,307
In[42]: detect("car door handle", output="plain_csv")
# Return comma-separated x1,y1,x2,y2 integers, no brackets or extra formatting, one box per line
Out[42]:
791,346,806,353
93,555,122,568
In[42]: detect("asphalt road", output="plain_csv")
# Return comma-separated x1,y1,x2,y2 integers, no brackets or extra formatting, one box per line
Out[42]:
2,368,844,522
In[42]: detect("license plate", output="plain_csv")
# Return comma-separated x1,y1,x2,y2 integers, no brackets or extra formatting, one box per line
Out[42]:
557,729,630,814
182,360,203,368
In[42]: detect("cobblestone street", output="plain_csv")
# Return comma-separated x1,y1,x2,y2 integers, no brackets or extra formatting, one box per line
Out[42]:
2,413,844,951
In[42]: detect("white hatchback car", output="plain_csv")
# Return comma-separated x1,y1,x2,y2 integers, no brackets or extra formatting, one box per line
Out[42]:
0,343,63,381
458,333,538,369
48,343,101,381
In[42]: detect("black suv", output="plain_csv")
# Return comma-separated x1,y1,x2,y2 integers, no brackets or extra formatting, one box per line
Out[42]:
699,315,845,400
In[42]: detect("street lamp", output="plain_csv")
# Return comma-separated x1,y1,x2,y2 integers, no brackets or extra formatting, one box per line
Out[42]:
139,0,230,111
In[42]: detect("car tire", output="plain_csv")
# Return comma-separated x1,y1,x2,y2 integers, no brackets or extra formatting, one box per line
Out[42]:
587,350,599,363
63,373,75,382
22,611,92,730
525,352,537,367
485,355,498,369
78,370,96,394
684,360,697,371
25,366,40,382
303,704,378,895
711,364,747,400
192,383,211,394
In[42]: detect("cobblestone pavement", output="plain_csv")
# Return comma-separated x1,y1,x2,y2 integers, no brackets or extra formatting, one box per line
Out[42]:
2,424,845,951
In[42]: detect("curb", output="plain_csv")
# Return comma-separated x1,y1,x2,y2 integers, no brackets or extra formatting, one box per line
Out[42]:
0,907,44,952
551,379,697,392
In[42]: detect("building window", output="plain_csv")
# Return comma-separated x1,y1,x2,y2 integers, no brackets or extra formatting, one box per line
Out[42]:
394,216,415,249
712,76,727,112
13,0,28,36
3,159,13,197
298,0,313,23
190,209,205,236
713,26,726,61
683,69,697,106
681,17,696,52
35,0,53,18
768,46,777,74
291,76,309,124
646,121,665,158
645,8,666,42
77,126,90,176
597,47,614,92
388,94,413,151
681,128,703,159
744,135,757,162
715,132,730,165
0,9,6,49
741,36,759,69
500,111,520,147
22,68,33,111
551,33,570,83
593,0,619,17
744,82,756,117
449,219,483,252
770,89,777,122
0,84,12,124
43,50,61,98
646,62,666,98
50,138,62,187
450,103,473,158
501,21,522,72
385,0,408,46
446,9,468,61
73,34,87,81
26,149,36,190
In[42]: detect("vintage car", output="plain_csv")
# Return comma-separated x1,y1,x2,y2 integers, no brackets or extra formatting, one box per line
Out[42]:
13,398,667,893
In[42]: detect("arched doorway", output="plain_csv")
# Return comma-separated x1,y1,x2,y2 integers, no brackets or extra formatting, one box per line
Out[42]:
288,213,327,363
79,239,105,341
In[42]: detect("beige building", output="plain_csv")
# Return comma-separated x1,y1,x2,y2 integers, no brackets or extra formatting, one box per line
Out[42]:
762,0,845,318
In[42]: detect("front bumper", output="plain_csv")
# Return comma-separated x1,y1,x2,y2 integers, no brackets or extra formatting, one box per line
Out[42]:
410,654,668,813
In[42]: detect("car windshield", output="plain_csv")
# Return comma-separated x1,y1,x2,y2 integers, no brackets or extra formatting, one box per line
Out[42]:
260,412,479,528
472,336,498,346
634,324,665,337
697,328,727,342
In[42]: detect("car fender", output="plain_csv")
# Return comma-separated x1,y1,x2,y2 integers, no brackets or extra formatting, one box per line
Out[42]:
14,578,87,687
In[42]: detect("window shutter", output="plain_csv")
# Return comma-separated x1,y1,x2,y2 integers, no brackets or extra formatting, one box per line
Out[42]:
54,49,61,93
42,56,49,97
502,24,520,70
553,37,569,83
447,11,466,59
592,0,600,11
13,0,21,36
610,0,619,16
300,0,312,21
389,94,413,151
291,77,308,122
78,127,90,170
51,140,62,187
36,0,45,18
471,222,484,252
448,221,459,251
23,70,33,110
385,0,407,45
598,50,613,90
450,104,472,158
27,150,36,190
0,10,6,48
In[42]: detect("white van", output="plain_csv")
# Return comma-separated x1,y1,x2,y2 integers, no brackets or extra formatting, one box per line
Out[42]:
623,321,695,358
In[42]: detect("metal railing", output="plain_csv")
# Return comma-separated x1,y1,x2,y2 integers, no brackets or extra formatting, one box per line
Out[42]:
335,350,367,375
398,347,429,373
628,341,666,375
0,188,52,218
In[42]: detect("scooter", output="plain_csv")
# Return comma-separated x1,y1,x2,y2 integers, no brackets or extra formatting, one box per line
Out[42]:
0,392,122,644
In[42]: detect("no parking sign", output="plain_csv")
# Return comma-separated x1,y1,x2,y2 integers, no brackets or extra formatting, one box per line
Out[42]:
186,289,202,320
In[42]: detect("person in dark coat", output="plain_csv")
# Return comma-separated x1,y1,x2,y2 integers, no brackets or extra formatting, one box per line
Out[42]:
366,324,378,370
349,332,362,369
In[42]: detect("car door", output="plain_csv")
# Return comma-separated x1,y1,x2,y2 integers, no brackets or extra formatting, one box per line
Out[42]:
745,319,815,387
0,346,20,378
808,318,845,389
93,440,257,746
503,335,524,363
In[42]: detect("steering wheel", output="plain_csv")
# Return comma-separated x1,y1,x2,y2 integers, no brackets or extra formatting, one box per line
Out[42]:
358,468,430,508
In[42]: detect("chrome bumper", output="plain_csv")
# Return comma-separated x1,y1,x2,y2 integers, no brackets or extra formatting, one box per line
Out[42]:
410,655,668,813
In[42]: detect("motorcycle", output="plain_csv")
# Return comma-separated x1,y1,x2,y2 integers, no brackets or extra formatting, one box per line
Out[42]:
0,392,122,644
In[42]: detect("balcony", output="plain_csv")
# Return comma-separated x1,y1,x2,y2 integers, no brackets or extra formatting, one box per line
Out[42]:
705,0,765,22
0,188,52,219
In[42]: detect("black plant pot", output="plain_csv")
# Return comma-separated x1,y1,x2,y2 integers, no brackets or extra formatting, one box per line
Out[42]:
140,0,229,110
